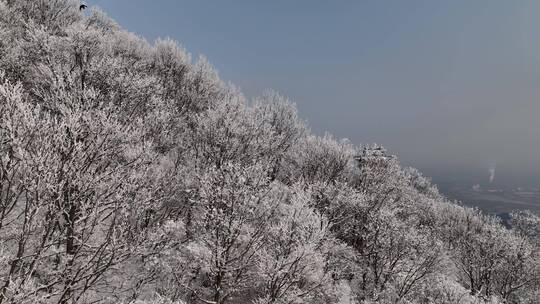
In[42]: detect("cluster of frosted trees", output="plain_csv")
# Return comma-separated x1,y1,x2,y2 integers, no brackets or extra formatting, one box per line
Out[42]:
0,1,539,303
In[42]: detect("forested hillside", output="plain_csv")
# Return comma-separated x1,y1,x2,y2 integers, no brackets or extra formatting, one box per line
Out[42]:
0,1,539,303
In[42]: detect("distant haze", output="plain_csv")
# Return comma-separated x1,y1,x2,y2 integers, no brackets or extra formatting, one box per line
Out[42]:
92,0,540,189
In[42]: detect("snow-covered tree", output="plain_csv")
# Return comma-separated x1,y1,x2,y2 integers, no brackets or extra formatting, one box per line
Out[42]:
1,0,539,303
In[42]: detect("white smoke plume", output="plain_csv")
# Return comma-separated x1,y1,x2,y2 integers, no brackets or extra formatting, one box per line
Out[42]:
489,164,496,183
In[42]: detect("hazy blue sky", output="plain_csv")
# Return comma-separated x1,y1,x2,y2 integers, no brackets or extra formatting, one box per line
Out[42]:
91,0,540,187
